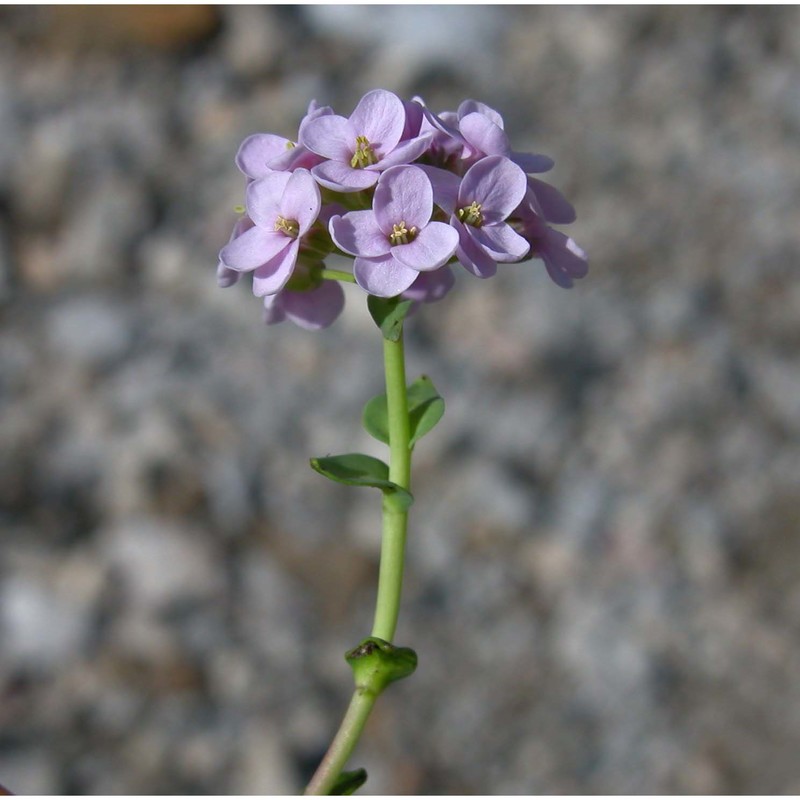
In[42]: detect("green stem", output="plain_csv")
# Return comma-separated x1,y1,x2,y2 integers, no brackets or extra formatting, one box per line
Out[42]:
304,689,377,796
320,268,357,284
372,330,411,641
304,324,413,794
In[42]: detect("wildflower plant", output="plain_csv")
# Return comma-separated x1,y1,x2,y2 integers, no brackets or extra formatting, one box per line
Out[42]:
218,89,588,794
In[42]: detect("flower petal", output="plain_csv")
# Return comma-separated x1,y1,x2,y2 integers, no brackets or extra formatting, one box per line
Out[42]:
279,169,321,233
280,280,346,330
374,166,433,233
452,217,497,279
252,239,298,296
353,253,419,298
511,151,554,174
458,156,528,222
458,112,510,157
311,161,378,193
301,114,355,161
245,172,292,228
372,133,432,169
457,99,505,129
236,134,289,179
349,89,405,155
263,293,287,325
219,225,288,272
402,266,455,303
329,211,390,258
539,228,589,288
471,222,530,262
417,166,461,215
393,221,459,272
526,178,576,224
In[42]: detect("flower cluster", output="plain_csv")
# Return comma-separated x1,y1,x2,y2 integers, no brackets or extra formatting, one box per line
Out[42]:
218,90,587,329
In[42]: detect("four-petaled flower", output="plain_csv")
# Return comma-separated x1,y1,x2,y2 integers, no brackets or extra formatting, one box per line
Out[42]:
219,169,321,296
329,166,459,297
431,155,532,279
301,90,431,193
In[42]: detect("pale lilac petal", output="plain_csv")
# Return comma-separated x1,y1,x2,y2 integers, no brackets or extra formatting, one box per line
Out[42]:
245,172,292,228
459,156,528,222
278,169,320,233
539,229,589,288
511,151,555,174
471,222,530,262
392,222,458,272
219,225,287,271
252,239,298,296
458,112,510,157
457,99,504,129
311,161,378,192
353,253,419,298
263,293,287,325
371,134,432,169
374,166,433,233
417,166,461,214
329,211,390,258
236,134,289,179
401,99,424,140
452,217,497,279
402,267,455,303
349,89,405,155
217,217,253,284
280,280,346,330
267,144,324,172
217,262,241,288
301,115,355,161
527,178,576,224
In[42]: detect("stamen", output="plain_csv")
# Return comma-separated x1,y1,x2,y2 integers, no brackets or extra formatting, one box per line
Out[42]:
457,201,483,227
285,141,296,150
350,135,379,169
275,216,300,238
389,221,418,246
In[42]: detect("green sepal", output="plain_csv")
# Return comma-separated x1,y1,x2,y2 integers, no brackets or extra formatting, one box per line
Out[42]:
309,454,413,510
367,296,412,342
362,375,445,448
329,768,367,795
345,637,418,697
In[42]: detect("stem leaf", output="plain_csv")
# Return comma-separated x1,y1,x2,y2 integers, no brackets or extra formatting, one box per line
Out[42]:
407,375,445,446
310,453,413,509
362,375,444,448
367,296,412,342
330,768,368,795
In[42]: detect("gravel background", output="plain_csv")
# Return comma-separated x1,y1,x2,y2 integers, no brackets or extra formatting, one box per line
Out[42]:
1,6,800,794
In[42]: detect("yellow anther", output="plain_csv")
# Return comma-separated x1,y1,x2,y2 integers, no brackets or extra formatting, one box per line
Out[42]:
275,215,300,238
457,201,484,227
350,135,379,169
389,221,417,246
285,140,296,150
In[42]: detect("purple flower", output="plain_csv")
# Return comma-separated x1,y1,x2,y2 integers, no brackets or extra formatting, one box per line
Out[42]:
301,90,431,192
515,201,588,289
436,156,531,279
219,169,321,296
236,101,332,179
263,279,346,330
329,165,459,298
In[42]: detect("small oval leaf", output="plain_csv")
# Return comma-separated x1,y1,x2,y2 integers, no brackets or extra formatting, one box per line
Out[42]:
367,296,412,342
330,768,368,795
407,375,445,446
310,454,413,509
362,394,389,445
